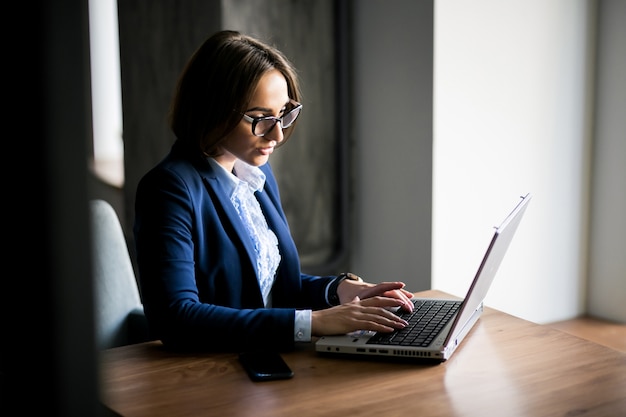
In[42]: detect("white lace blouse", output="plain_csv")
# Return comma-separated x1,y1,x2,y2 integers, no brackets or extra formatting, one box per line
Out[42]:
206,158,311,342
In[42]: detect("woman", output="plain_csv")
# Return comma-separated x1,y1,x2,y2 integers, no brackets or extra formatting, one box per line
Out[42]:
134,30,414,352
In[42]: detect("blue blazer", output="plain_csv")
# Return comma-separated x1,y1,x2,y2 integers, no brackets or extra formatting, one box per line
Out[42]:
134,141,335,351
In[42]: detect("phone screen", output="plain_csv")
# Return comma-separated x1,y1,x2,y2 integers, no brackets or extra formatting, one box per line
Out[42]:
238,352,294,382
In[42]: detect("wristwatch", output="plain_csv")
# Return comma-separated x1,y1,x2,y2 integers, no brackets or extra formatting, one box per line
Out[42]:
328,272,363,305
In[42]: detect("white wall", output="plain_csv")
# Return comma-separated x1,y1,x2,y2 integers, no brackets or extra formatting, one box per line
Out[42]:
432,0,624,324
352,0,625,324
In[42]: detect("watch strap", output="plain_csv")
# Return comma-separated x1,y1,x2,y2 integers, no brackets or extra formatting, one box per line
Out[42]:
327,272,362,305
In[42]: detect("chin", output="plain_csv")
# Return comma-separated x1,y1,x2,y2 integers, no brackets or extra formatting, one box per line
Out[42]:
249,155,270,166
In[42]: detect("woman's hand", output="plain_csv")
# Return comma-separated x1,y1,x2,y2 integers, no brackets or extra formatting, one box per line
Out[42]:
311,296,409,336
338,280,414,312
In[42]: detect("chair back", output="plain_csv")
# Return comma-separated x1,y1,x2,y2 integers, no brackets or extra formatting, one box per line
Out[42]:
90,199,148,349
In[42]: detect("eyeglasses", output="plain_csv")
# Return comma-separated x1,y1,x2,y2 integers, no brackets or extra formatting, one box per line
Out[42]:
239,100,302,137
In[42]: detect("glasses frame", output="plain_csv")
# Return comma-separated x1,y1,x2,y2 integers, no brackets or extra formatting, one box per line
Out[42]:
239,100,303,137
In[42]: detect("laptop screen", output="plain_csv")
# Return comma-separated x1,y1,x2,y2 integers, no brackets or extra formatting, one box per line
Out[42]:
443,193,532,345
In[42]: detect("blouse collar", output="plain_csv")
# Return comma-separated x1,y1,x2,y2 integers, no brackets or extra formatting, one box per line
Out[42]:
207,158,266,195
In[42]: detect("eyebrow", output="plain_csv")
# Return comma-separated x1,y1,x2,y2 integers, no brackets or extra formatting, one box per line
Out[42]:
244,102,290,114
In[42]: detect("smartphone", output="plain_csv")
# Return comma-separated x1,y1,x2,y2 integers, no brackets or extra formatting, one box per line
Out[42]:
238,351,294,382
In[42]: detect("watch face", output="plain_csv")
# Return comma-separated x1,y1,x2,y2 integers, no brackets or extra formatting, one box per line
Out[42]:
346,272,361,281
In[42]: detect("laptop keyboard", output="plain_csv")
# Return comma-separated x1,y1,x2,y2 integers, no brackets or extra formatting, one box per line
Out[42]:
367,299,461,347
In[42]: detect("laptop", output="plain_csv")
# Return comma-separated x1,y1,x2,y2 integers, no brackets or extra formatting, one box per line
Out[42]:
316,193,532,362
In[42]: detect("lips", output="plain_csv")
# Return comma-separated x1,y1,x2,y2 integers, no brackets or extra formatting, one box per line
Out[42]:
258,146,274,156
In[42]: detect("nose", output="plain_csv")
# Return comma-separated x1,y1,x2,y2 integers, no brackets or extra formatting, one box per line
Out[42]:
264,120,284,143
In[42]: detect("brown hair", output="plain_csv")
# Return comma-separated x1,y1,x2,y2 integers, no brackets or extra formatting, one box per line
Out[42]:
169,30,302,157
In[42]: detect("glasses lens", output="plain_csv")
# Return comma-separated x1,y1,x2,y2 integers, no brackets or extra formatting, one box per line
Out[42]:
254,118,278,136
249,103,301,136
281,106,301,128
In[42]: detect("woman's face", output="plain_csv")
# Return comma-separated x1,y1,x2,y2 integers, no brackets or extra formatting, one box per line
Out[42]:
216,69,290,171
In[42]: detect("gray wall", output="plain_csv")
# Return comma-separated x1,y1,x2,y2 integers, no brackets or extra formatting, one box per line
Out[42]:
349,0,433,290
116,0,349,276
587,0,626,321
223,0,349,274
113,0,433,287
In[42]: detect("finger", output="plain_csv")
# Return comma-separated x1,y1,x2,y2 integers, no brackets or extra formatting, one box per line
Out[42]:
359,308,408,329
400,288,414,298
350,295,361,303
358,293,412,314
359,296,404,309
381,289,414,311
358,282,406,299
371,287,414,312
358,283,414,312
377,281,407,291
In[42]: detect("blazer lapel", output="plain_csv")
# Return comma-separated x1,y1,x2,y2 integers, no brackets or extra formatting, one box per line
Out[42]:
199,163,260,279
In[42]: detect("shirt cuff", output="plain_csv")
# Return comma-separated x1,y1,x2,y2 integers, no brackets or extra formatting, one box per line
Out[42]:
294,309,312,342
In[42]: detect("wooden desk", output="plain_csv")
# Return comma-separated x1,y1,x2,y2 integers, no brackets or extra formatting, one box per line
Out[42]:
100,290,626,417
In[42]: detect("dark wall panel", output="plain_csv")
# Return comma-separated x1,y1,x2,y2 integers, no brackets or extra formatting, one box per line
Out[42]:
118,0,348,274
